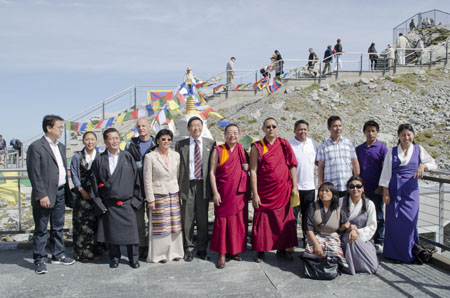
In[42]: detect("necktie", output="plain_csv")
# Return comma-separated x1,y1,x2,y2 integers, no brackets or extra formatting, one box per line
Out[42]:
194,140,202,179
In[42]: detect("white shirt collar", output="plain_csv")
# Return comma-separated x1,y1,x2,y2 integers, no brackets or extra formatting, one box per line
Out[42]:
190,136,202,145
45,135,59,146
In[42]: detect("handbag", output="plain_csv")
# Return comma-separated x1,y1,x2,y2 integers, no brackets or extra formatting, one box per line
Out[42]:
301,255,339,280
412,243,433,264
290,191,300,208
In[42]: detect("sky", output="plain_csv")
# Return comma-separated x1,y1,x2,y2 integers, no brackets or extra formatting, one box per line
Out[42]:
1,0,449,143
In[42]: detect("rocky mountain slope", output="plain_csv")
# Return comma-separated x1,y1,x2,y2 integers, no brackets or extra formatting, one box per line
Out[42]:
207,67,450,170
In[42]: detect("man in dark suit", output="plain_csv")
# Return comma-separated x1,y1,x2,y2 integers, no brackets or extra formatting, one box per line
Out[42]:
27,115,75,274
175,116,215,261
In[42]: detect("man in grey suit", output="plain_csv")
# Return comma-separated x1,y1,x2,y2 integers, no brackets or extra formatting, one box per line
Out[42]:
175,116,215,261
27,115,75,274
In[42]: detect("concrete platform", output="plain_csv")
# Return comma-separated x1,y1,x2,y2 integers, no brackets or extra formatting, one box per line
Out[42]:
0,246,449,298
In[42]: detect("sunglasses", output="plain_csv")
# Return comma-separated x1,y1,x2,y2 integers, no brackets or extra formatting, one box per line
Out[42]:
349,184,363,190
265,125,277,129
160,138,172,142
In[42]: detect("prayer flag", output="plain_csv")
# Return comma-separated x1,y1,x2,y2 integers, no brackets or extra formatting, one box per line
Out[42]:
105,117,115,127
73,122,79,133
123,112,131,122
79,122,88,132
95,120,103,129
217,121,230,127
131,109,139,120
145,104,154,117
116,114,126,123
86,122,93,131
148,90,173,103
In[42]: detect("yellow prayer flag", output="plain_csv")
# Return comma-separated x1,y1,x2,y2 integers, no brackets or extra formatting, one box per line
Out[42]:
167,99,180,111
116,114,126,123
208,111,223,119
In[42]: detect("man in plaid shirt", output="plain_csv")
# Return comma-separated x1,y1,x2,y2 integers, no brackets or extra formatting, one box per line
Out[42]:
317,116,360,197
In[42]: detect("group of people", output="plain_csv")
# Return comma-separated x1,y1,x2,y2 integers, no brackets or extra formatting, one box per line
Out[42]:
27,114,437,276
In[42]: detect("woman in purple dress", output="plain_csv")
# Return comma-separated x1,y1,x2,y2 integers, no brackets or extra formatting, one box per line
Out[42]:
379,124,437,262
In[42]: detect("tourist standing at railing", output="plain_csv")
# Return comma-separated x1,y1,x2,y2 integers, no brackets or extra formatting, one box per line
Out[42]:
415,38,425,65
289,120,318,248
379,124,437,263
209,124,249,269
385,44,395,69
322,45,333,75
125,117,156,260
143,129,184,264
355,121,387,254
0,135,6,150
250,117,298,263
175,116,216,262
341,176,378,274
274,50,284,77
27,115,75,274
307,48,318,77
70,131,106,262
317,116,360,198
409,19,416,32
396,33,411,65
368,43,378,71
91,128,143,269
226,57,236,87
333,39,343,71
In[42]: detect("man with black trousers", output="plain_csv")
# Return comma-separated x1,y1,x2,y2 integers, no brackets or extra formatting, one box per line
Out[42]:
27,115,75,274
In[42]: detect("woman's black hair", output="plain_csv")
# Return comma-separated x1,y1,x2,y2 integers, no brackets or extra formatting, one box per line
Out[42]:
155,129,173,146
318,182,340,211
346,176,367,213
397,123,416,145
82,131,97,140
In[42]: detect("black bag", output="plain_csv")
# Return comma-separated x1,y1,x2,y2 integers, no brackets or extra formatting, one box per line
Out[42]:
413,243,433,264
302,255,339,280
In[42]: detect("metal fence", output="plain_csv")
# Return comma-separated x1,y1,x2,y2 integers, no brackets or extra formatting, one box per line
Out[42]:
393,9,450,44
0,150,24,169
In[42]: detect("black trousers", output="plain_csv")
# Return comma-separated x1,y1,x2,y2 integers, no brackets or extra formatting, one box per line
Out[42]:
108,244,139,263
32,187,66,264
293,189,315,238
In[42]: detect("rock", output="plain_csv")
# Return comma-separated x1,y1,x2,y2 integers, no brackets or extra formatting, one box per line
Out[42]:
368,84,378,90
13,234,30,242
286,87,295,93
414,70,426,75
360,78,370,84
444,69,449,74
294,86,303,91
0,197,8,208
338,80,351,87
320,84,329,91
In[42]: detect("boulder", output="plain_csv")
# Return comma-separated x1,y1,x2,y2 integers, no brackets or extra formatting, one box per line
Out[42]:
360,78,370,84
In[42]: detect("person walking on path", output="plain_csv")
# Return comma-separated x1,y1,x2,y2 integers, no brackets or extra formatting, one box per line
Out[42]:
322,45,333,75
226,57,236,88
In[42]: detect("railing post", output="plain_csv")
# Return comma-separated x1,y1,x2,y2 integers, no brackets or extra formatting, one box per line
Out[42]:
102,101,105,120
254,71,257,95
18,176,22,232
437,181,444,253
429,48,433,69
383,57,386,76
319,62,322,83
446,40,448,66
335,55,339,80
394,49,397,74
360,54,363,76
133,86,137,110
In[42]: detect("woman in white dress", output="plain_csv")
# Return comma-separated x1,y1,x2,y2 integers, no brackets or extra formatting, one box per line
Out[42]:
143,129,184,263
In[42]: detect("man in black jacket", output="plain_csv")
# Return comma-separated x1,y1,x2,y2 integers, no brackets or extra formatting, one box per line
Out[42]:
27,115,75,274
125,117,155,259
322,45,333,75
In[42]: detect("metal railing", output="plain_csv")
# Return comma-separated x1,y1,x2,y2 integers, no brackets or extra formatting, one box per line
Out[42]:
393,9,450,43
0,168,27,232
419,170,450,252
0,150,24,169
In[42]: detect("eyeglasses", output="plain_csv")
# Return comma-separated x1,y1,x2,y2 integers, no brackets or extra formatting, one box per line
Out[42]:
160,138,172,142
348,184,363,190
265,125,277,129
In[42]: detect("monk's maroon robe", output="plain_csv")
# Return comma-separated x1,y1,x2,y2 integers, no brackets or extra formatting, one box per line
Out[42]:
251,137,298,251
210,143,249,254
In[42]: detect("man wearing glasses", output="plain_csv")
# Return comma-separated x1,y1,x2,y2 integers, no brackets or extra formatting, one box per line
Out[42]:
250,118,298,263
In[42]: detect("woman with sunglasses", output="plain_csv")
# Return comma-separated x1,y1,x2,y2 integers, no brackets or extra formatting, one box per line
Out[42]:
341,176,378,274
379,124,437,263
303,182,349,270
143,129,184,263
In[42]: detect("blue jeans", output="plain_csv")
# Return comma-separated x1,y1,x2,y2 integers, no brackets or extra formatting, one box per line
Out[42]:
32,188,66,264
365,191,384,245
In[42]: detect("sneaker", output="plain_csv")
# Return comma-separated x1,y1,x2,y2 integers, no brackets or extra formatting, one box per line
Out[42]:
375,244,383,255
35,263,48,274
52,256,76,265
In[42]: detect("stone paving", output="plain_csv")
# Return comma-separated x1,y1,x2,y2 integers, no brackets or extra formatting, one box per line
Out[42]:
0,246,449,298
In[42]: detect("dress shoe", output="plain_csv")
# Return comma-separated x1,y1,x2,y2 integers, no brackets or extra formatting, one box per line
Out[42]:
109,260,119,268
184,251,194,262
216,254,226,269
197,250,209,260
226,254,243,261
159,259,168,264
255,252,265,263
130,261,140,269
173,257,181,262
276,249,293,261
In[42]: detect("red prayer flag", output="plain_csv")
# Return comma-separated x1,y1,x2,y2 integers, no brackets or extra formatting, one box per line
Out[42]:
95,120,103,129
131,109,139,120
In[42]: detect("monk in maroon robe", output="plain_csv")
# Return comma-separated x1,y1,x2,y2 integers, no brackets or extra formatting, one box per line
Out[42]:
210,124,249,269
250,117,298,262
